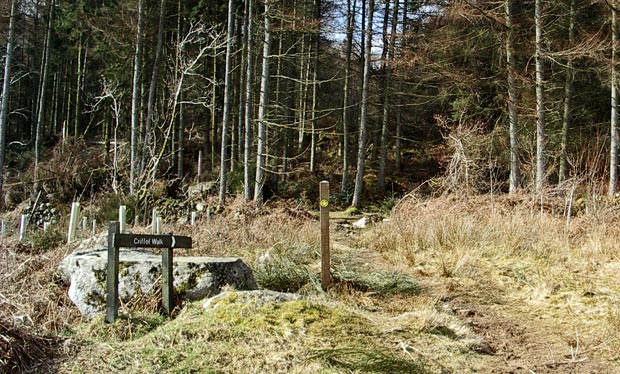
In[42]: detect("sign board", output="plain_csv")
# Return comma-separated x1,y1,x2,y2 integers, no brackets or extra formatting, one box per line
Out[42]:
106,222,192,323
114,233,192,249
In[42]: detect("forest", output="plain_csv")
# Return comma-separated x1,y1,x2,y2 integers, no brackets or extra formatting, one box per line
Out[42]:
6,2,620,373
0,0,618,212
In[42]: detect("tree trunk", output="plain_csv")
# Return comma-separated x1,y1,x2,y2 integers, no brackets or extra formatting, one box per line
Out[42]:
130,0,144,196
535,0,546,194
352,0,374,209
506,0,520,193
559,0,576,184
210,56,217,173
177,98,184,178
219,0,235,205
0,0,17,210
34,0,54,187
142,0,166,175
297,27,309,152
244,0,254,201
341,0,355,193
74,34,83,137
310,0,321,174
611,1,619,196
235,6,247,174
254,2,272,206
378,0,398,193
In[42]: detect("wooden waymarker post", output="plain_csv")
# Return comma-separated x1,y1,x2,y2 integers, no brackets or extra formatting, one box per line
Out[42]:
319,181,331,290
105,221,192,323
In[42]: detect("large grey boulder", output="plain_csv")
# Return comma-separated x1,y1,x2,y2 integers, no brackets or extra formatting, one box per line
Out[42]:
58,248,257,318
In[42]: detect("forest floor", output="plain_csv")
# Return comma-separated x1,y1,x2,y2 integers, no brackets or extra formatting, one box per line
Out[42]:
2,192,620,373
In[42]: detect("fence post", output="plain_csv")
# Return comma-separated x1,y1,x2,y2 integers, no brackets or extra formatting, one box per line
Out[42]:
106,221,120,323
151,209,158,234
119,205,126,233
19,215,28,241
67,202,80,243
198,150,203,181
319,181,331,290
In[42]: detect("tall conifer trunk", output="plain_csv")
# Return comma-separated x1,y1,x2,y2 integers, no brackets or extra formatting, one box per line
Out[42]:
254,2,272,206
0,0,18,210
130,0,144,195
34,0,54,187
559,0,576,184
352,0,374,209
219,0,235,205
535,0,547,193
244,0,254,201
506,0,520,193
610,1,619,196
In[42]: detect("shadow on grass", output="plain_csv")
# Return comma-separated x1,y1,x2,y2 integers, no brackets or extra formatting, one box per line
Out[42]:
310,347,428,374
332,269,421,295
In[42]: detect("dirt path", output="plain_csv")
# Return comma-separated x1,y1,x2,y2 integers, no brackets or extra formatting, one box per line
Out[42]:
330,217,618,374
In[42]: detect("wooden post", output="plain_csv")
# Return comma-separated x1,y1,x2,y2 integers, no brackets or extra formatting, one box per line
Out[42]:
191,212,196,226
151,209,158,234
198,150,203,181
67,202,80,243
319,181,331,290
162,247,174,316
92,220,97,236
106,221,120,323
19,215,28,241
119,205,127,233
156,217,162,235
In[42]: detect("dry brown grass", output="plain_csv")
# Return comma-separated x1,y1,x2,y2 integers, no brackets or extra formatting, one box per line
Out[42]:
364,192,620,372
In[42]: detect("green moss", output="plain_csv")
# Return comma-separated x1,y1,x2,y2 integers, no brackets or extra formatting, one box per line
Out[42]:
175,266,205,297
93,268,106,287
344,206,362,216
66,298,418,373
85,291,106,306
119,262,129,277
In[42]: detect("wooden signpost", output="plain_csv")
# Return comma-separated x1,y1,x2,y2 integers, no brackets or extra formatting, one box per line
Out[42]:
319,181,331,290
106,221,192,323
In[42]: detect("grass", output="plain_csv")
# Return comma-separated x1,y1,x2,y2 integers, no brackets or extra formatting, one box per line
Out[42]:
4,193,620,372
62,298,429,373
